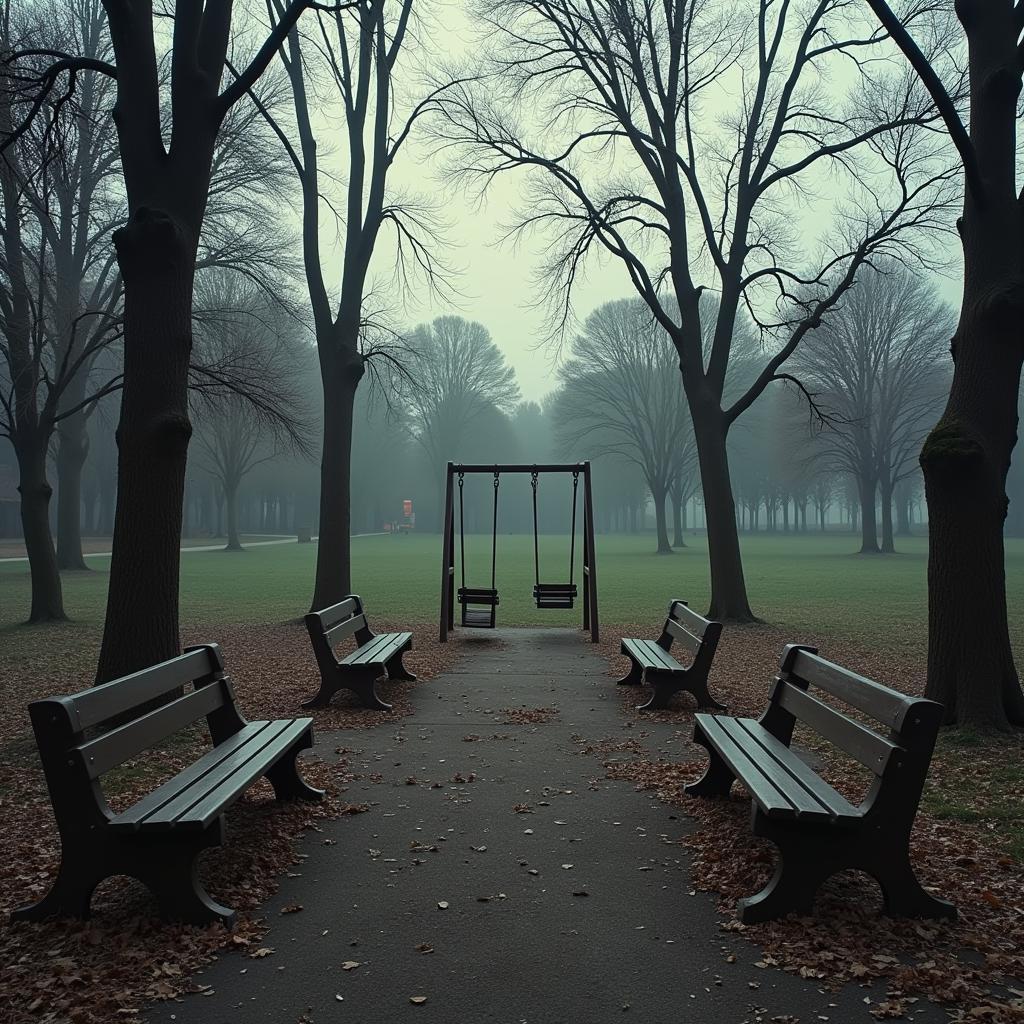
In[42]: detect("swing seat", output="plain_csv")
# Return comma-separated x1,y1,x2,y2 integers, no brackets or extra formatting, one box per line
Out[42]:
458,587,499,628
533,583,577,610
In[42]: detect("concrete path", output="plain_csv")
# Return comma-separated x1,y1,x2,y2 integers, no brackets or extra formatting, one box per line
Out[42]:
149,629,943,1024
0,533,387,564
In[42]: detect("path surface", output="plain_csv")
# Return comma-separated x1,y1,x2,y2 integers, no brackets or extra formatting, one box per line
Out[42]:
149,629,943,1024
0,533,386,564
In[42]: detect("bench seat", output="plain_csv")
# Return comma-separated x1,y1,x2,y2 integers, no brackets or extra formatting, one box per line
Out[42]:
340,631,411,668
622,637,683,673
110,718,313,833
693,714,860,824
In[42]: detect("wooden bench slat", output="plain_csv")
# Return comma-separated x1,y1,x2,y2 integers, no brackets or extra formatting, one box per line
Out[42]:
324,614,367,648
732,718,860,821
663,617,701,653
623,637,681,672
643,639,681,671
670,601,710,638
135,718,313,831
77,681,229,780
790,649,917,730
314,597,361,631
343,632,410,666
777,682,897,775
109,721,280,831
66,647,219,731
695,715,800,819
341,631,391,665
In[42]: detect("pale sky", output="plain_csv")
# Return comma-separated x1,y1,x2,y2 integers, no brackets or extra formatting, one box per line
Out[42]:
297,0,965,405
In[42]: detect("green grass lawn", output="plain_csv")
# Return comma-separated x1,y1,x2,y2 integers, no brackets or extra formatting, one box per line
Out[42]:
2,531,1022,660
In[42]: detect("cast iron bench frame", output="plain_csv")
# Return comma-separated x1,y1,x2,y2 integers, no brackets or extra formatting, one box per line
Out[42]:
303,594,414,711
12,643,322,928
685,643,956,924
618,600,726,710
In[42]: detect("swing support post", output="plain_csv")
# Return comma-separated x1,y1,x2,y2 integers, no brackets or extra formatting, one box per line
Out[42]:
438,462,600,642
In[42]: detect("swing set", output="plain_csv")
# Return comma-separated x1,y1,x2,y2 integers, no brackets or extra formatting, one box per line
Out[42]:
438,462,600,643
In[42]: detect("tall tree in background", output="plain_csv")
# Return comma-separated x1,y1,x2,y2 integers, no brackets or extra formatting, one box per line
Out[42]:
863,0,1024,728
0,1,121,621
442,0,956,620
794,267,950,554
4,0,349,680
406,315,520,514
24,0,122,573
192,280,312,551
555,298,693,554
258,0,457,609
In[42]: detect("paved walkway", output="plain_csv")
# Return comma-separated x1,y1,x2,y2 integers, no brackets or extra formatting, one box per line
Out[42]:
149,629,943,1024
0,533,386,564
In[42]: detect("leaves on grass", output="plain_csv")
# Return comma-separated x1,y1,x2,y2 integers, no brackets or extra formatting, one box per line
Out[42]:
0,619,463,1024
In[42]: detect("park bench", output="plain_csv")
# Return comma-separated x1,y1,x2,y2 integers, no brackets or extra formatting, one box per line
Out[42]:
303,594,414,711
685,643,956,924
12,644,322,928
618,600,726,711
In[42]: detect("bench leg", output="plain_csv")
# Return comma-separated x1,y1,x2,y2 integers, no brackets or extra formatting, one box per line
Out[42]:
616,657,643,686
874,853,957,920
301,674,340,709
690,678,728,712
348,669,393,711
134,827,236,928
10,859,100,922
386,649,417,683
738,842,826,924
264,744,325,802
637,681,673,711
684,730,735,799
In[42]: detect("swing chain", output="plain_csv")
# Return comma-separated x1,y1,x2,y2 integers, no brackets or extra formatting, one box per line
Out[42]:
457,471,466,591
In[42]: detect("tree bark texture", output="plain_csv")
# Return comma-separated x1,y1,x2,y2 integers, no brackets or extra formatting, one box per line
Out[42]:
915,0,1024,729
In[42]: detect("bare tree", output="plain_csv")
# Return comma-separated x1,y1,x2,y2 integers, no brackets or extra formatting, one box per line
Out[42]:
863,0,1024,728
793,266,951,553
248,0,459,609
3,0,353,680
406,315,520,511
439,0,957,620
0,1,121,621
191,279,312,551
555,298,693,554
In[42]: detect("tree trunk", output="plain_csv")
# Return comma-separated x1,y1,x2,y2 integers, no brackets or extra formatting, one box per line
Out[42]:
896,495,912,535
671,487,686,547
651,483,673,554
879,474,895,554
55,405,91,571
919,241,1024,727
691,401,755,620
17,438,66,623
312,343,364,609
858,472,880,553
95,213,196,683
224,481,243,551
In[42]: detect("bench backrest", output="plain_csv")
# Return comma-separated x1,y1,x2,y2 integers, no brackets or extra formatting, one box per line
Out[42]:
25,644,244,834
658,600,722,670
766,644,944,795
305,594,375,667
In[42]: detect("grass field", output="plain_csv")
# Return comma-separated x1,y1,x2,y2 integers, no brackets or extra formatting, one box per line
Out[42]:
2,528,1024,647
2,530,1023,662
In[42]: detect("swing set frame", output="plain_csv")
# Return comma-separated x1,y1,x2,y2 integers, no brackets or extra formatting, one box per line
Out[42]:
439,462,600,643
